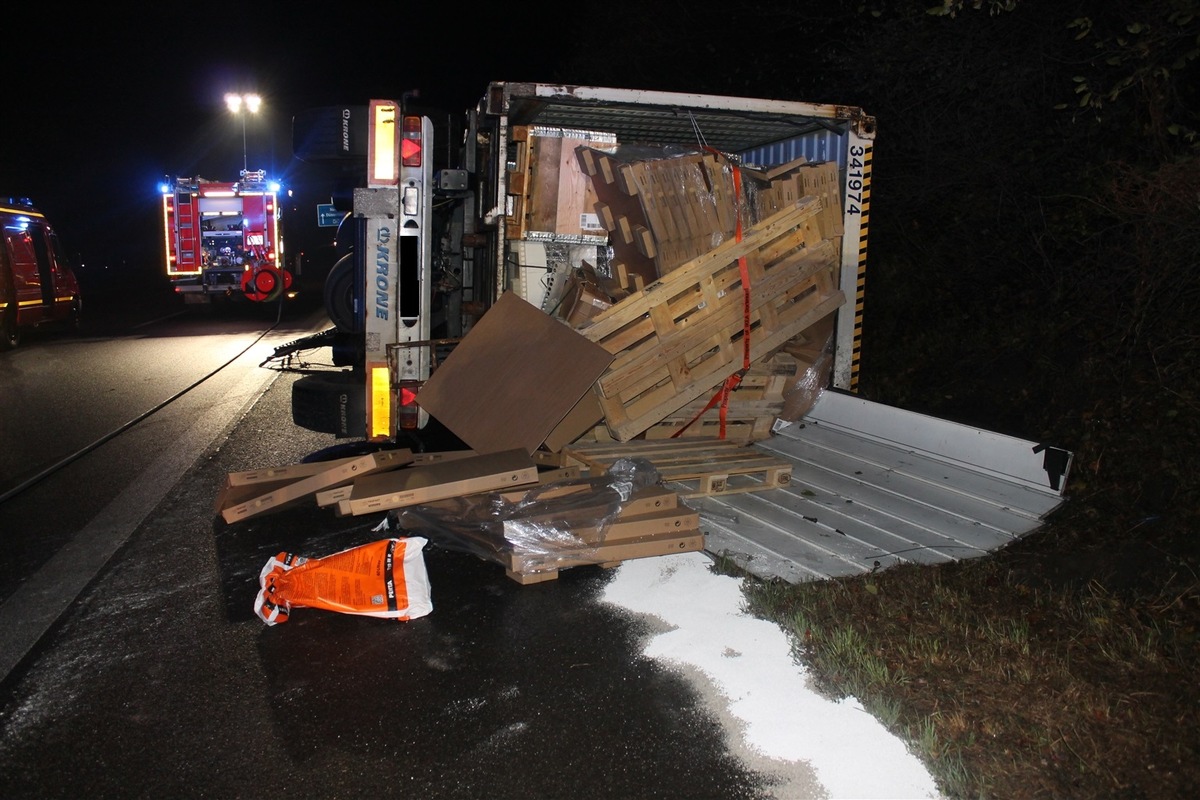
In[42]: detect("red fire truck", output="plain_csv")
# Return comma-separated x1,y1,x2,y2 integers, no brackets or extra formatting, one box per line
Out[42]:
160,171,291,304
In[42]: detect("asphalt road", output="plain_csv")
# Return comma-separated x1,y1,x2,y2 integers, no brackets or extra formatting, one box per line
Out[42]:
0,299,815,798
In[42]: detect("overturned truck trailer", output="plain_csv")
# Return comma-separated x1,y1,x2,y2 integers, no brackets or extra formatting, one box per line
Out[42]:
276,82,1072,583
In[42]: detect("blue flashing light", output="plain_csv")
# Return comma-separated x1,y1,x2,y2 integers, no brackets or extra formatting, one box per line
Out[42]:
159,182,172,194
267,181,281,194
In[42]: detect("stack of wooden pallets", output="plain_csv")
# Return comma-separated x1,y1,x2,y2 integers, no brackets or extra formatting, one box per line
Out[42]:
577,145,739,280
573,197,844,442
215,447,700,585
545,143,848,447
396,479,703,585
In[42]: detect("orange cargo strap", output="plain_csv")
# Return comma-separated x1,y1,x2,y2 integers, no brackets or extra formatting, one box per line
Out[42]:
673,149,752,439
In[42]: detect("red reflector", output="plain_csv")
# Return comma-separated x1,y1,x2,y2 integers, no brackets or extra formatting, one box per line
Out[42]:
401,138,421,167
398,380,421,430
401,116,422,167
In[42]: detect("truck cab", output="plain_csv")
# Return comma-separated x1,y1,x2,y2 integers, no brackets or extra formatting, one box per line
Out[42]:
0,198,82,350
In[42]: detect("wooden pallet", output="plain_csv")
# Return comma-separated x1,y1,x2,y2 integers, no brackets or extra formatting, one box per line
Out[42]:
588,391,782,443
576,146,660,288
638,351,799,440
504,530,705,585
577,197,845,441
561,438,792,497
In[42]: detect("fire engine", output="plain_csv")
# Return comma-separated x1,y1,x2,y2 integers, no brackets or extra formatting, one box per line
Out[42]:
160,171,291,304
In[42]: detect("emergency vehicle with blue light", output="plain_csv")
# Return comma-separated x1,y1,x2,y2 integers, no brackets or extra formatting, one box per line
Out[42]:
160,172,291,304
1,197,82,349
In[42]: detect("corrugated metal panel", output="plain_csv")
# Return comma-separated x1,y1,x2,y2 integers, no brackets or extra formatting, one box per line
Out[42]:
676,391,1072,584
739,129,848,171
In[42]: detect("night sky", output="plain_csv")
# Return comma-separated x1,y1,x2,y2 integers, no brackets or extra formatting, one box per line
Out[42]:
3,5,563,279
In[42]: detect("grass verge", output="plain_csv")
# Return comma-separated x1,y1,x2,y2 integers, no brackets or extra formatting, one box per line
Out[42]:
715,505,1200,799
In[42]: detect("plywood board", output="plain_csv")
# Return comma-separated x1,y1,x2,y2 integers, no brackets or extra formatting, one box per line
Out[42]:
220,449,414,523
541,389,604,453
214,449,415,512
415,291,613,454
334,448,539,516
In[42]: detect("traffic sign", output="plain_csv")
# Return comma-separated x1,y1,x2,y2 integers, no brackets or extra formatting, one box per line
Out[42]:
317,203,343,227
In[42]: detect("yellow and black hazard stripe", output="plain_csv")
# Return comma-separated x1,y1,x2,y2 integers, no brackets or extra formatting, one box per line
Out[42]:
849,144,872,393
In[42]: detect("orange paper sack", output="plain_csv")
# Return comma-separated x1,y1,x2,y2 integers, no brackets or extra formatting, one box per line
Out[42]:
254,537,433,625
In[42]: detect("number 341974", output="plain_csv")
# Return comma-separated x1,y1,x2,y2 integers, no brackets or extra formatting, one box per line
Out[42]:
846,145,868,215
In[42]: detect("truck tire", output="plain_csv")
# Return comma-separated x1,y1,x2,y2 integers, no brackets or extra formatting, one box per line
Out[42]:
324,253,360,334
1,299,18,350
1,267,18,349
291,371,367,438
68,295,83,332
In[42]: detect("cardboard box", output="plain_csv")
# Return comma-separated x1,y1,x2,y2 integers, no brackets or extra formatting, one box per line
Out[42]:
507,126,616,240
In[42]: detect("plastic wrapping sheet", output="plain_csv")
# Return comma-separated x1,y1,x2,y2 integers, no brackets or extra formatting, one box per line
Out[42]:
393,459,662,570
779,332,835,423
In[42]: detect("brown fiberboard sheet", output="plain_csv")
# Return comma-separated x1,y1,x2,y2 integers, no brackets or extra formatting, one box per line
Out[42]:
415,291,613,454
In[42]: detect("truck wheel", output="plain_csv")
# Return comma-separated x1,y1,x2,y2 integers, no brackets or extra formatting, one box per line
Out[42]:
68,295,83,332
291,371,367,438
1,298,18,350
324,253,360,334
